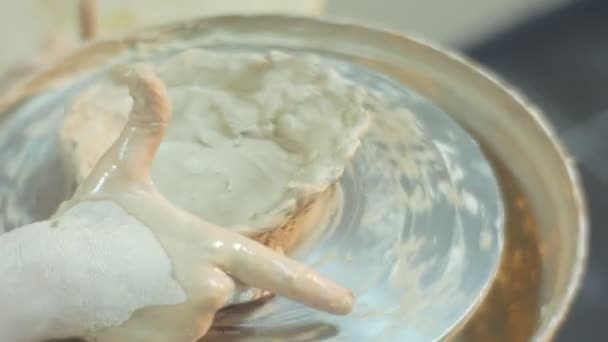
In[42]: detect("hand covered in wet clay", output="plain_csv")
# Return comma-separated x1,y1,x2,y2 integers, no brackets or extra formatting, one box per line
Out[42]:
0,65,354,342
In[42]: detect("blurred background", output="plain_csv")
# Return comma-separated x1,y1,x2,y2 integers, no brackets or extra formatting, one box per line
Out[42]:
0,0,605,340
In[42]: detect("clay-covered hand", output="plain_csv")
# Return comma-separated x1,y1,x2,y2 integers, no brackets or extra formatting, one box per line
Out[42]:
0,65,354,342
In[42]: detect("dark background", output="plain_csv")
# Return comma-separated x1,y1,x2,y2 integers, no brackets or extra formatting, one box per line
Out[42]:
466,0,607,340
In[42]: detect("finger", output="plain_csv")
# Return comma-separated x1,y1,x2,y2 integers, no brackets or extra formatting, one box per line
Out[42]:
79,65,171,191
110,64,172,126
216,231,354,316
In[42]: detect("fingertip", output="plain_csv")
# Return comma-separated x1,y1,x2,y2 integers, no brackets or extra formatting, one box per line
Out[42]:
110,63,154,86
330,290,355,316
109,63,172,126
309,282,355,316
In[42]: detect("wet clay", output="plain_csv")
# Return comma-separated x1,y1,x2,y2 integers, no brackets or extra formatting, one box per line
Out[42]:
0,65,354,342
60,49,370,236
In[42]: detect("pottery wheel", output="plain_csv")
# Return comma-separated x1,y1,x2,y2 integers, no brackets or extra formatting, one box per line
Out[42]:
0,43,504,341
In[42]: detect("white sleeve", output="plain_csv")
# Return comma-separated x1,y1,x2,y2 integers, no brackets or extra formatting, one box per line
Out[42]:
0,221,82,342
0,201,186,341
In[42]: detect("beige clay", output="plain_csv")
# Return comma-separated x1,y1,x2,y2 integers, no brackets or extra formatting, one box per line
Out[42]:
60,50,370,236
0,65,354,342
